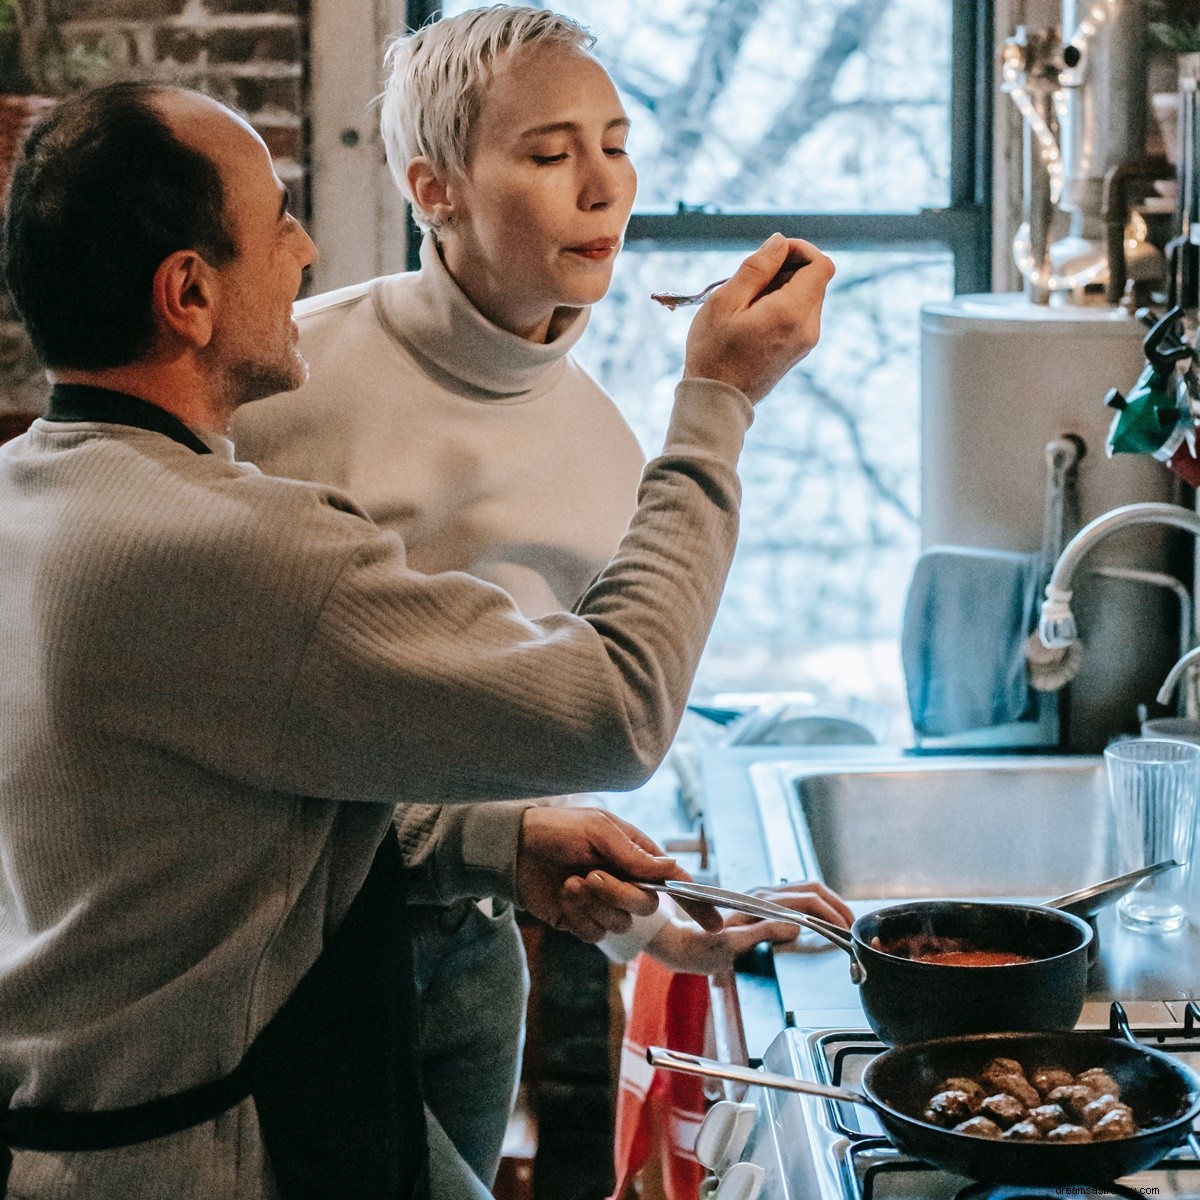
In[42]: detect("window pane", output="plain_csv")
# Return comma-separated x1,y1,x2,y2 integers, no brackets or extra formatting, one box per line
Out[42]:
572,248,951,730
440,0,952,214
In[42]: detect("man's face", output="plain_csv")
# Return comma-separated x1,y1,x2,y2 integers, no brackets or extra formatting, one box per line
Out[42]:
442,42,637,334
159,93,318,409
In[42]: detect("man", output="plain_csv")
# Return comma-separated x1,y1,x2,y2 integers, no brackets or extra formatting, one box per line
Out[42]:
0,82,832,1200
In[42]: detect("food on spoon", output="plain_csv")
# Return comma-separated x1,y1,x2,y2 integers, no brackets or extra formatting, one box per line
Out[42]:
924,1089,975,1127
1076,1068,1121,1100
980,1059,1040,1109
953,1115,1003,1139
1048,1084,1101,1123
1031,1066,1075,1098
1046,1122,1093,1143
1027,1103,1068,1134
1091,1107,1138,1141
1002,1120,1042,1141
978,1093,1028,1129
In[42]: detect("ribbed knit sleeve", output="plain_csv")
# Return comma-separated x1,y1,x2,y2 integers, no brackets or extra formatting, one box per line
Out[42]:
269,377,753,807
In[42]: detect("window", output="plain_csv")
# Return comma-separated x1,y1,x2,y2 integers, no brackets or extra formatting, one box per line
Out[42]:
411,0,991,734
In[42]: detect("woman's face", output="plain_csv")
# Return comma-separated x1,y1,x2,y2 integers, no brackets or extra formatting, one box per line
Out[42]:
437,42,637,341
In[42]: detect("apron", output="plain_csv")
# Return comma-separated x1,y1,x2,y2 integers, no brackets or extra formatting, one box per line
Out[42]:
0,386,429,1199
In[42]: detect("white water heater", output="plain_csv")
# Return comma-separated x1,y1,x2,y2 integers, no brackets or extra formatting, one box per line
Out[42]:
921,294,1185,751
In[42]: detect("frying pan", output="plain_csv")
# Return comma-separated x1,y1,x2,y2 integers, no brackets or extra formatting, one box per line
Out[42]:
649,1031,1200,1185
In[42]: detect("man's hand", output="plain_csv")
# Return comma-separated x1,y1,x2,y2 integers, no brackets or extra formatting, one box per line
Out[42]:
645,881,855,975
516,807,723,943
683,232,835,403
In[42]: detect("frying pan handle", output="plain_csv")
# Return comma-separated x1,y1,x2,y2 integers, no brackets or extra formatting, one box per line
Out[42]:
646,1046,868,1107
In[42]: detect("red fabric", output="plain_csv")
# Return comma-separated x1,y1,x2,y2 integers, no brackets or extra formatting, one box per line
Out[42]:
610,953,709,1200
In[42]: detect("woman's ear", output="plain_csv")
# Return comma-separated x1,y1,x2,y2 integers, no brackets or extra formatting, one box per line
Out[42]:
407,156,456,229
152,250,217,349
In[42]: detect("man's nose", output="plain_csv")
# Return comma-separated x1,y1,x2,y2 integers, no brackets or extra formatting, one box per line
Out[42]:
297,224,320,268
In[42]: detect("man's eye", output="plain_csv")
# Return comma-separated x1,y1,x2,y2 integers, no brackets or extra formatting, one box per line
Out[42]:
532,153,568,165
604,146,629,158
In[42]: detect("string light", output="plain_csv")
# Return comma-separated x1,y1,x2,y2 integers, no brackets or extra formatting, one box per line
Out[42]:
1061,0,1120,88
1011,221,1108,291
1004,0,1130,294
1001,51,1063,205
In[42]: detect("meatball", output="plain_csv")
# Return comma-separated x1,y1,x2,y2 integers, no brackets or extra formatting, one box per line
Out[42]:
1091,1107,1138,1142
980,1059,1039,1109
1002,1121,1042,1142
1081,1094,1124,1127
1030,1066,1074,1098
978,1093,1028,1130
1046,1123,1093,1143
954,1116,1003,1140
940,1077,986,1111
1048,1084,1099,1123
1028,1103,1068,1134
924,1090,974,1127
1076,1068,1121,1101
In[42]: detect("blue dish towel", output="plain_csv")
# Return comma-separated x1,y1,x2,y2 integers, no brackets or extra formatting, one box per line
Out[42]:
901,546,1042,738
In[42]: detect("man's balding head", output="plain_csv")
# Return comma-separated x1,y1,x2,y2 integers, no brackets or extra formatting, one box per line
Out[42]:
4,83,238,370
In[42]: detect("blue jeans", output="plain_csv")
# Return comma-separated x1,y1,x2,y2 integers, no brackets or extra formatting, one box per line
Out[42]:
412,899,529,1191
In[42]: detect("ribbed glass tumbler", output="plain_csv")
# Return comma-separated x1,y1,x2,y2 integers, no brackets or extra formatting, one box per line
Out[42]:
1104,738,1200,934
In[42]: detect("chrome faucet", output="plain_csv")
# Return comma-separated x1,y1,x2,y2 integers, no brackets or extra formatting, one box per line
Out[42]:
1158,645,1200,708
1037,502,1200,649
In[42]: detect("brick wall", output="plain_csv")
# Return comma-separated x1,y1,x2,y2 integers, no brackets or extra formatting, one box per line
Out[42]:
0,0,311,413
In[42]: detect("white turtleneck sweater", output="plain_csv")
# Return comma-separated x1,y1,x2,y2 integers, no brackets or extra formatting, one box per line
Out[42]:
234,237,668,955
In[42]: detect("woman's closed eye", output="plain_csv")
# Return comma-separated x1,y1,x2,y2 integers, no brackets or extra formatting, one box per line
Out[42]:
531,153,568,165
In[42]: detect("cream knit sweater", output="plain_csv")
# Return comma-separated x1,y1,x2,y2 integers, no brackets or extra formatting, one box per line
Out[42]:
0,370,750,1196
234,235,667,954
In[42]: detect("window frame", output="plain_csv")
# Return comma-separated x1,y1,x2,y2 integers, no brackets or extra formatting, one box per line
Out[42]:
405,0,993,291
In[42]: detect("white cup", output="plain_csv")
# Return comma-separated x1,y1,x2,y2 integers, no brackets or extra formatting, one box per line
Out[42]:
1104,738,1200,934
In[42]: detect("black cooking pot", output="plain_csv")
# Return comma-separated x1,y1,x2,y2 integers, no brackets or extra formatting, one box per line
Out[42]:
656,883,1095,1046
850,901,1093,1046
650,1030,1200,1186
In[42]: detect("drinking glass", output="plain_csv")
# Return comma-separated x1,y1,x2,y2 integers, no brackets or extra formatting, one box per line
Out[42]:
1104,738,1200,934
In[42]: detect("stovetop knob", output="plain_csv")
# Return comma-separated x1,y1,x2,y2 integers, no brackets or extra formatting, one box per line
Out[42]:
694,1100,757,1171
713,1161,765,1200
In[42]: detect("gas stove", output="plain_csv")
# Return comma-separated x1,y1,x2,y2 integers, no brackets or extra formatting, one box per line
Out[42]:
706,1003,1200,1200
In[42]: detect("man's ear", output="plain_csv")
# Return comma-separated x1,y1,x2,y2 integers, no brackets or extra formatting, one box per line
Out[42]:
406,156,456,228
152,249,217,349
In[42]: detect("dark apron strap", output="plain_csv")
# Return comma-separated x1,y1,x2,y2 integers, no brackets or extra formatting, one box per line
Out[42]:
248,828,428,1200
0,830,428,1200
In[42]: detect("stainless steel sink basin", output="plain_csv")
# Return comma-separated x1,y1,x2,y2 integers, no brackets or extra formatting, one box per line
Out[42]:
747,756,1112,903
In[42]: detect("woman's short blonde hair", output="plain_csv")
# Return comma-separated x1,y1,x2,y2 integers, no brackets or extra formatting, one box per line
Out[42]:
380,5,595,231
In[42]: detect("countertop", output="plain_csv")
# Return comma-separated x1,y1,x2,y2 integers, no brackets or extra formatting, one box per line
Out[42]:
700,745,1200,1060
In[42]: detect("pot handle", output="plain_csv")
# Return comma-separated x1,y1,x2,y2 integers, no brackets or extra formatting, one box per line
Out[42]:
646,1046,868,1107
642,880,861,960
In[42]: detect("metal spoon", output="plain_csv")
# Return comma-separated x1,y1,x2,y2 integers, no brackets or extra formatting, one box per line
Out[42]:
650,277,730,310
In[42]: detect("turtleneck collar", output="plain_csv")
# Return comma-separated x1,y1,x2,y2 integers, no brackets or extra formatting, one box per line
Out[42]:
369,233,591,399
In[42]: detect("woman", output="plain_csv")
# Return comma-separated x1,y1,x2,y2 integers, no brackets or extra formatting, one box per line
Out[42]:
235,7,849,1196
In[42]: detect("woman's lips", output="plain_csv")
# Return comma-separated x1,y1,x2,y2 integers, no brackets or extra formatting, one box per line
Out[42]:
567,240,618,261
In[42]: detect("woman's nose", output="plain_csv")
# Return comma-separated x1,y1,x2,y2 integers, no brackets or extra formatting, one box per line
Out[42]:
579,154,620,210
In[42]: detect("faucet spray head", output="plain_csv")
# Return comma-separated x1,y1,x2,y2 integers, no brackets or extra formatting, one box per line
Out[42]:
1037,585,1077,649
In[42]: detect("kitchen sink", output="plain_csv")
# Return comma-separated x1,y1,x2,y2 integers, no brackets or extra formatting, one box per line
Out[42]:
747,756,1112,903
